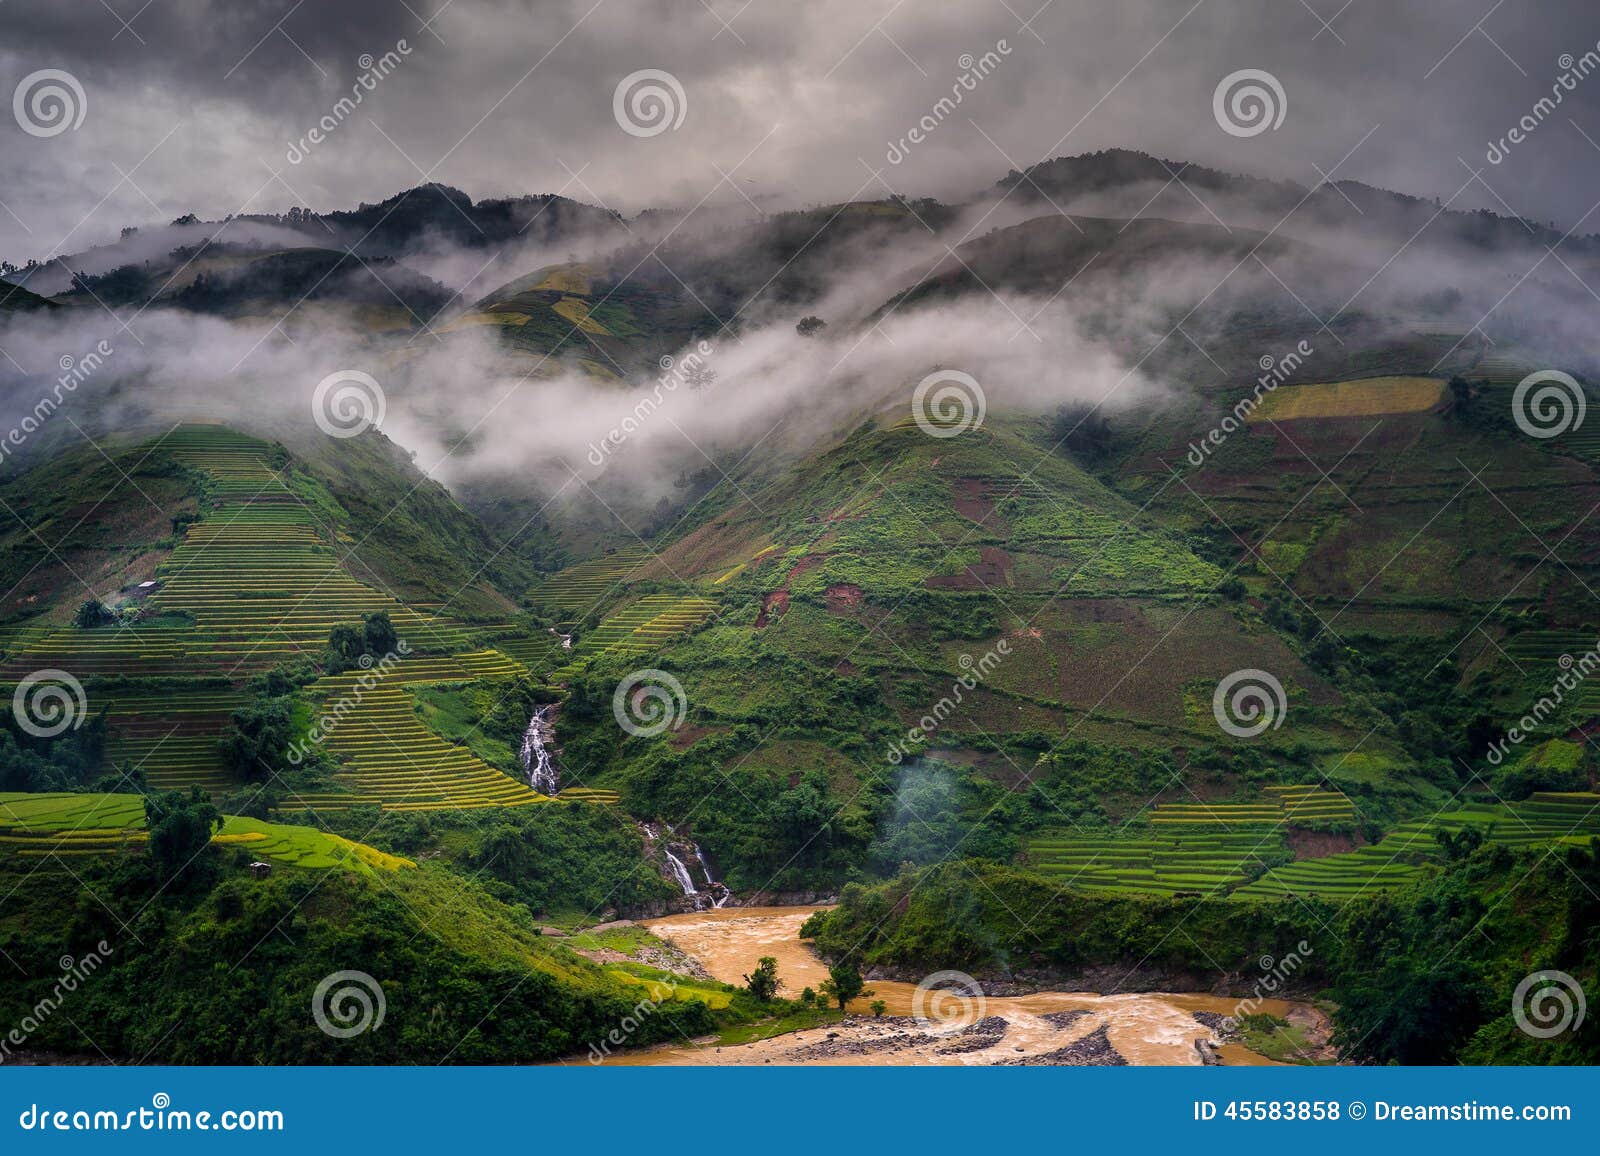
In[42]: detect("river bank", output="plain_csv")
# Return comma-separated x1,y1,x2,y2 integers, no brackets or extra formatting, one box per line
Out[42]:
595,906,1332,1066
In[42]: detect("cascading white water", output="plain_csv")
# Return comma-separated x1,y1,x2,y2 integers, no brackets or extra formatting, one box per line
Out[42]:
693,843,714,888
664,848,697,897
690,842,730,907
520,704,560,795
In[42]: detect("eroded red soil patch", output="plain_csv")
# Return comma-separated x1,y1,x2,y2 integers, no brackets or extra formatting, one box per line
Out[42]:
755,590,789,627
950,478,1010,533
1287,828,1363,859
825,583,864,611
952,478,995,522
925,546,1013,590
785,553,825,584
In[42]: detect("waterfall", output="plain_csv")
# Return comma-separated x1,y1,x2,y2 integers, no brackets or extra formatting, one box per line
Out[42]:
692,842,729,906
693,843,715,888
520,704,560,795
547,627,573,649
664,848,697,897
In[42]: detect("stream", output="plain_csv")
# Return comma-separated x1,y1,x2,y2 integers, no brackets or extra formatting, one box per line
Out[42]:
607,907,1326,1067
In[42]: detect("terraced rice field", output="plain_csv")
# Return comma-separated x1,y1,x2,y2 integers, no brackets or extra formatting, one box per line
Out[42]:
533,548,651,615
1,427,628,815
0,426,474,681
1246,376,1445,422
1468,357,1537,385
277,654,560,812
290,680,552,813
489,633,567,674
0,792,146,854
101,690,243,795
1149,786,1358,828
1502,630,1600,713
211,816,414,871
1235,793,1600,901
550,594,716,681
1025,830,1287,896
0,792,411,872
1030,792,1600,900
1232,845,1427,900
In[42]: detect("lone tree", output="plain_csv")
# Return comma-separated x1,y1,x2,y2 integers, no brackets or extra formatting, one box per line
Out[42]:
362,610,398,656
819,961,872,1011
144,787,221,883
324,611,400,673
218,697,296,782
73,599,115,628
869,999,887,1017
796,315,826,337
743,955,782,1001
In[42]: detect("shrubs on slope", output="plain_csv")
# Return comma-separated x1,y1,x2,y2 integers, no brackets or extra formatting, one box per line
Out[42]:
0,856,713,1063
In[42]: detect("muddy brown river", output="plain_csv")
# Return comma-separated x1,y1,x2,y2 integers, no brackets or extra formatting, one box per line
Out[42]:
603,906,1322,1066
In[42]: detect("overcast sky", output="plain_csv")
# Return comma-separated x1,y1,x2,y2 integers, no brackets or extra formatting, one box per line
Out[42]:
3,0,1599,264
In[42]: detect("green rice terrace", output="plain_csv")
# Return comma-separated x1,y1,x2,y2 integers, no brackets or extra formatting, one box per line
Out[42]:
549,593,717,680
0,426,478,680
0,425,658,816
0,791,413,872
531,546,651,616
1026,790,1600,900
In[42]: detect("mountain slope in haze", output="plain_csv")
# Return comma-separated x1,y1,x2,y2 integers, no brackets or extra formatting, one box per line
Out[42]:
2,185,625,294
0,279,55,313
59,246,455,332
0,421,529,627
1001,148,1600,261
311,183,625,255
447,260,705,379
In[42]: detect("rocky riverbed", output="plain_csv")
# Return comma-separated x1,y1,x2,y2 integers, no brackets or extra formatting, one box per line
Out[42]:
581,906,1333,1067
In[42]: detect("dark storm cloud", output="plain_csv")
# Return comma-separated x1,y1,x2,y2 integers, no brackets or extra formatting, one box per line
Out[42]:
3,0,1600,263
